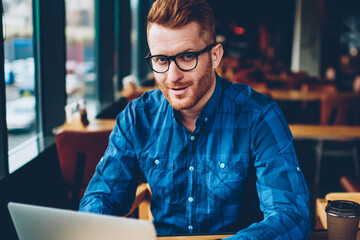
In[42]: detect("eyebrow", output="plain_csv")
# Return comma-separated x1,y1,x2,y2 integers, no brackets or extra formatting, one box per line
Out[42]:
151,47,199,56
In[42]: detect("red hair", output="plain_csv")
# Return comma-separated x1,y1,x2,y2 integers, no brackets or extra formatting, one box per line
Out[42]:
147,0,216,44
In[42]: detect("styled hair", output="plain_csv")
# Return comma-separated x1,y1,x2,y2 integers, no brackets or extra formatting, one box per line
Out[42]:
147,0,216,44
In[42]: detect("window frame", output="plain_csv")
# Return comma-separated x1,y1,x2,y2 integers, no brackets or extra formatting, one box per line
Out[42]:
115,0,131,91
33,0,67,136
0,1,9,180
94,0,115,110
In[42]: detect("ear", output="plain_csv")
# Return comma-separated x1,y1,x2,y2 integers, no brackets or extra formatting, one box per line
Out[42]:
211,43,224,70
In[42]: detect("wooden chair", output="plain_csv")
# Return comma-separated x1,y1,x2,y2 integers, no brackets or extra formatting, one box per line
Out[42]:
55,127,153,221
315,93,360,185
55,129,112,210
340,175,360,192
300,82,337,93
320,93,360,126
125,183,153,221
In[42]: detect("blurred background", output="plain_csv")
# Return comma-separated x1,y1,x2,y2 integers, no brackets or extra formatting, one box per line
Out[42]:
1,0,360,238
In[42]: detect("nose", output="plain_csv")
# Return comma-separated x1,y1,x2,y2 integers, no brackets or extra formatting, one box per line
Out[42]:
167,60,183,83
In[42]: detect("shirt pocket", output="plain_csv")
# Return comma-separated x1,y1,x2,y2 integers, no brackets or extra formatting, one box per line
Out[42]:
205,156,247,206
138,154,175,204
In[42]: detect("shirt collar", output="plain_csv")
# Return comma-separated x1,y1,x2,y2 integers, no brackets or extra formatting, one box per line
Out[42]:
196,73,222,123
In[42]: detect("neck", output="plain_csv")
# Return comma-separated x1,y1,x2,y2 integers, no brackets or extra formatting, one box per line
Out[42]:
178,109,200,132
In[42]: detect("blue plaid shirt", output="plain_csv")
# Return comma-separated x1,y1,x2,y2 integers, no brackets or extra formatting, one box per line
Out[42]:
80,75,311,240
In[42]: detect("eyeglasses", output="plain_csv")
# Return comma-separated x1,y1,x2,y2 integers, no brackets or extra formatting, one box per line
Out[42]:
145,43,216,73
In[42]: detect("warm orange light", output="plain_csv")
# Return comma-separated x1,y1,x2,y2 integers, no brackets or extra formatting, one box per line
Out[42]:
234,26,245,35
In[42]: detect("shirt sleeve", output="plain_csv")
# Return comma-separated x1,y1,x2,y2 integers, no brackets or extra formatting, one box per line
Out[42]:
79,102,140,216
226,102,312,240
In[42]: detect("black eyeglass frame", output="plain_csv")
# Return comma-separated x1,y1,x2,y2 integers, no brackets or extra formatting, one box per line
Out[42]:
145,43,217,73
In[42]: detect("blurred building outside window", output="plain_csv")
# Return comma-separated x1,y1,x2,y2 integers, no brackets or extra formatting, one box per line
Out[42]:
65,0,96,121
2,0,38,172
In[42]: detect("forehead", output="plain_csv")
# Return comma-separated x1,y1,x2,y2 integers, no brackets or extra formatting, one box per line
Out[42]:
148,22,207,55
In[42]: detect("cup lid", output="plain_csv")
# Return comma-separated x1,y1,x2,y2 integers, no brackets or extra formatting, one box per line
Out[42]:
326,200,360,217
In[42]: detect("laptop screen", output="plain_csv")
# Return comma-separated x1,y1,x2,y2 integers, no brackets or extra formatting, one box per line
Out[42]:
8,202,157,240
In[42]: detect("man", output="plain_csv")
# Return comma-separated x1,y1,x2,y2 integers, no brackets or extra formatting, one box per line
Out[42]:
80,0,311,239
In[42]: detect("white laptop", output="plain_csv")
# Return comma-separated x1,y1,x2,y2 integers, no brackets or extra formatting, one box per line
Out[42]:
8,202,157,240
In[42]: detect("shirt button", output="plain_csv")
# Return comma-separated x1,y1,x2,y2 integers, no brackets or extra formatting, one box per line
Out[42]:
204,117,208,122
188,225,193,231
296,166,301,172
189,166,194,172
190,136,195,141
220,163,225,168
154,159,160,165
188,197,194,203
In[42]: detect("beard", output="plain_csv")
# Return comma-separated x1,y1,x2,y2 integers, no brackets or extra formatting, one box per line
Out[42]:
158,57,215,111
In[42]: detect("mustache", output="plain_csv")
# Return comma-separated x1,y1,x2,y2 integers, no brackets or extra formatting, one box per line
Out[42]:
164,82,192,89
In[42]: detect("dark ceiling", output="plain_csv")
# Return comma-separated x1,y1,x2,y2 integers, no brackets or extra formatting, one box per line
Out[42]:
207,0,360,28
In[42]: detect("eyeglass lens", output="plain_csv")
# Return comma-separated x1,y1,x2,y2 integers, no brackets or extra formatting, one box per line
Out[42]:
150,52,197,73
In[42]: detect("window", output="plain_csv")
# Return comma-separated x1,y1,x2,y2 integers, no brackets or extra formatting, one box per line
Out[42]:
1,0,67,174
0,0,134,176
2,0,38,173
65,0,97,119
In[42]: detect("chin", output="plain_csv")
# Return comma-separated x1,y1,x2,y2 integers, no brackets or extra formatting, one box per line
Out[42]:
160,90,193,110
169,100,196,111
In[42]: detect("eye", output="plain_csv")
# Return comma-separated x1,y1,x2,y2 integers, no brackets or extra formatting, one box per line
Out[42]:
152,56,168,65
177,53,195,62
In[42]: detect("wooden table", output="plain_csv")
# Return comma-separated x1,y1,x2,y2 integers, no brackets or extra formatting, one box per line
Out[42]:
268,90,360,102
55,121,360,140
289,124,360,140
158,235,233,240
268,89,328,102
266,90,326,124
316,193,360,230
289,124,360,184
157,230,356,239
54,118,116,134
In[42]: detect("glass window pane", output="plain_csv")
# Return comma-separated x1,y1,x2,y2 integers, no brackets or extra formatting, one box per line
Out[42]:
65,0,96,119
3,1,37,155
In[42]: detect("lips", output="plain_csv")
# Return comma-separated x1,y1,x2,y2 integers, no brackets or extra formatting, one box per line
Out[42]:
172,86,187,91
169,85,189,96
